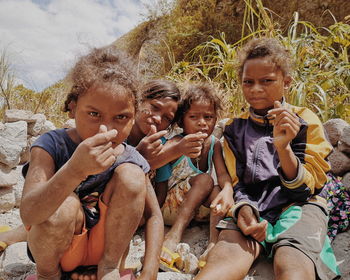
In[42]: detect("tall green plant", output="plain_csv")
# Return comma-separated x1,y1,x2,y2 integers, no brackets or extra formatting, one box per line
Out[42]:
167,1,350,122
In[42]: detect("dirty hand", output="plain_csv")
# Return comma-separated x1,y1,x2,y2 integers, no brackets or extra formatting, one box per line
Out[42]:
268,101,301,151
237,205,267,242
179,132,208,158
210,186,234,216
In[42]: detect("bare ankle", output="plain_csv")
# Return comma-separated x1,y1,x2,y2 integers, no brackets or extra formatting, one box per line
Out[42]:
37,269,61,280
97,265,120,280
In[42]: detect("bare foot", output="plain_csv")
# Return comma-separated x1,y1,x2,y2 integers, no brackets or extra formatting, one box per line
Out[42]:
198,242,215,268
97,265,120,280
70,266,97,280
161,236,179,264
36,270,61,280
0,225,27,247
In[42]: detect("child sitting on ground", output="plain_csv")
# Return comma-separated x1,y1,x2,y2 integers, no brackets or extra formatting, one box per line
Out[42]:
155,83,234,273
195,37,340,280
19,46,163,280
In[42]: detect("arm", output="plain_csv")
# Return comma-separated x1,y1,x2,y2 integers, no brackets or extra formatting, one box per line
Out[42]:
210,140,234,216
139,177,164,280
144,133,207,170
20,147,84,225
268,102,332,200
20,127,119,225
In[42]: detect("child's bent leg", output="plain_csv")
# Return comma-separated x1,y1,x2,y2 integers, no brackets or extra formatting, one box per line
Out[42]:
199,186,222,266
162,173,213,261
274,246,315,280
0,224,27,246
27,194,84,280
195,229,261,280
98,163,146,280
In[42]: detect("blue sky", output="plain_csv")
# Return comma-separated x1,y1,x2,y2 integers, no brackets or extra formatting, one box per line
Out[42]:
0,0,153,91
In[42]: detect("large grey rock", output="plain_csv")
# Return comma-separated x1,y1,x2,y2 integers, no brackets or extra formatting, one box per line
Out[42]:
28,113,46,136
0,121,28,168
4,110,34,123
323,119,349,146
342,172,350,192
332,230,350,278
338,141,350,156
0,242,35,279
340,125,350,147
0,187,16,212
328,150,350,176
0,164,18,187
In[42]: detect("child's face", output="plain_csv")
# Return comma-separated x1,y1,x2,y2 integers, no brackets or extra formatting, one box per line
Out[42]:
135,97,178,134
70,83,135,147
182,101,216,136
242,57,291,115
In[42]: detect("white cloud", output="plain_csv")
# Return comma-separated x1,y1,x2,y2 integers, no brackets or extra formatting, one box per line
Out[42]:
0,0,150,91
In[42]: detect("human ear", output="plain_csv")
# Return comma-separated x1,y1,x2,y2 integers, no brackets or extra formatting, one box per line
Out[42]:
283,75,292,90
68,101,77,119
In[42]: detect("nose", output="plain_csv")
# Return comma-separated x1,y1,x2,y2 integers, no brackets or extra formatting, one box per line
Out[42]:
152,114,162,125
251,82,263,93
102,121,114,132
197,117,206,126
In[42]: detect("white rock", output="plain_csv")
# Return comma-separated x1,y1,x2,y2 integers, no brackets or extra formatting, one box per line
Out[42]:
20,136,39,165
63,119,75,129
39,120,56,134
0,187,16,212
157,272,192,280
1,242,35,279
13,166,24,207
0,121,28,168
4,109,34,123
0,164,18,187
28,114,46,136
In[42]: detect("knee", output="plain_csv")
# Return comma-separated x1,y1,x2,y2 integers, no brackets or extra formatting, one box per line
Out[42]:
191,173,214,190
112,163,147,198
35,196,81,236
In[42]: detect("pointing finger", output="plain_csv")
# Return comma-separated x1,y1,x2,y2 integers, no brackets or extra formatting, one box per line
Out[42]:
99,124,108,133
147,125,157,136
87,129,118,146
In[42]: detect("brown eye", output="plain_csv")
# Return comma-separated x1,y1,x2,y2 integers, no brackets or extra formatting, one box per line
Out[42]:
89,112,99,117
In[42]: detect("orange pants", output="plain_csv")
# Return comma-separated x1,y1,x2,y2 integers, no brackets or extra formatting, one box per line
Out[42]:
26,198,108,272
60,198,108,271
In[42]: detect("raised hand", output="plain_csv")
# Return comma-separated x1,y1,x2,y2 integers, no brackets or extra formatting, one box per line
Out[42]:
237,205,267,242
268,101,301,151
178,132,208,158
136,125,168,161
69,124,119,179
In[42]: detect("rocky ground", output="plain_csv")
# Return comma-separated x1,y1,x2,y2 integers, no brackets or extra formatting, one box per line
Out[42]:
0,208,349,280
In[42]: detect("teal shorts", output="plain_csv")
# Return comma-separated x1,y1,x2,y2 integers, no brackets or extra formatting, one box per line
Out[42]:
217,203,341,280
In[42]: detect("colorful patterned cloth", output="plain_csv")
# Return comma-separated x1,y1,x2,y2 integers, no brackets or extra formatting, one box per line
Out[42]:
323,173,350,241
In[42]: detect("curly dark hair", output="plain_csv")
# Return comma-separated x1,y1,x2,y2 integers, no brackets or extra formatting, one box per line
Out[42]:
63,45,140,112
141,79,181,125
236,37,292,81
177,82,222,127
141,79,181,102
